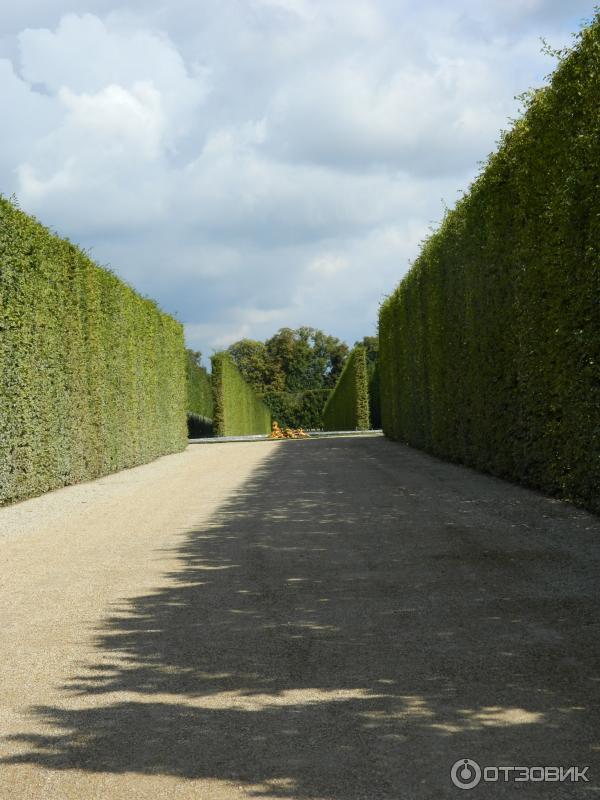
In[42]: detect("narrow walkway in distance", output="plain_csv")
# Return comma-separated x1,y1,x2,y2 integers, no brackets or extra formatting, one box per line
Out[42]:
1,437,599,799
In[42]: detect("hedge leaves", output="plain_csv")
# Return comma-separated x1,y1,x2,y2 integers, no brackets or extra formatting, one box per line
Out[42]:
322,346,370,431
0,197,187,505
211,353,271,437
379,17,600,511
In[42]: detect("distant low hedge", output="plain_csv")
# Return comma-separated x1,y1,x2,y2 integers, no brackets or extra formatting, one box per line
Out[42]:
379,16,600,512
211,353,271,436
262,389,330,429
322,346,370,431
0,197,187,505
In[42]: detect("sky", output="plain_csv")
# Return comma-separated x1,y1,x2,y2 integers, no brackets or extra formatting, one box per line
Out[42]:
0,1,595,364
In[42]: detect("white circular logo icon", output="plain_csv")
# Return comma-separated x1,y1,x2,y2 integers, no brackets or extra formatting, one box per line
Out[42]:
451,759,482,790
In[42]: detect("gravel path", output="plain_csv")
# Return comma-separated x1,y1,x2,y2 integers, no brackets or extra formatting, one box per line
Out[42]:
1,436,599,799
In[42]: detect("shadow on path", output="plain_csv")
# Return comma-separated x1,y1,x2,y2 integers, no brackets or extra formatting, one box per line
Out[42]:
4,438,600,797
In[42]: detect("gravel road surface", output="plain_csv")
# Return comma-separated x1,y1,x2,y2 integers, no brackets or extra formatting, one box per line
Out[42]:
1,436,599,799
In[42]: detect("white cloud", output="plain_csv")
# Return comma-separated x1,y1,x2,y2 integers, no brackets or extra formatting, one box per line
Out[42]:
263,54,511,175
0,1,590,358
254,0,315,21
58,82,165,158
7,13,208,230
177,125,430,244
308,255,349,277
18,12,208,133
185,306,289,352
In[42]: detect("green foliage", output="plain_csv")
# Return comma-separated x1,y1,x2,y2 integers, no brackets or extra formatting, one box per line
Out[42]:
0,197,187,505
227,338,285,392
355,335,381,429
186,349,213,419
211,353,271,437
227,326,348,433
261,389,330,429
379,16,600,511
322,346,370,431
186,350,214,437
355,335,379,368
265,327,348,391
368,361,382,429
228,327,348,393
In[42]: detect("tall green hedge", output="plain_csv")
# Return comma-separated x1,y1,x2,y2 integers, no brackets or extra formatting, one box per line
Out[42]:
211,353,271,437
379,16,600,512
0,197,187,506
368,361,382,429
186,349,214,437
261,389,330,429
322,346,370,431
186,350,213,419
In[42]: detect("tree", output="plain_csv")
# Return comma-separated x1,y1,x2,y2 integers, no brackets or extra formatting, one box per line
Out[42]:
264,327,348,391
228,327,348,393
226,339,284,393
226,327,349,428
187,349,203,367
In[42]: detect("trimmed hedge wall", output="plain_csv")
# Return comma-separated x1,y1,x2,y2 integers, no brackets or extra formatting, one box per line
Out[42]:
368,361,382,430
211,353,271,437
186,350,213,419
379,17,600,511
0,197,187,506
186,349,214,437
322,346,370,431
261,389,331,429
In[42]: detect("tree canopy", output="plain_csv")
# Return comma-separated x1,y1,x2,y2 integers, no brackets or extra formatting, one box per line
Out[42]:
227,327,349,395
